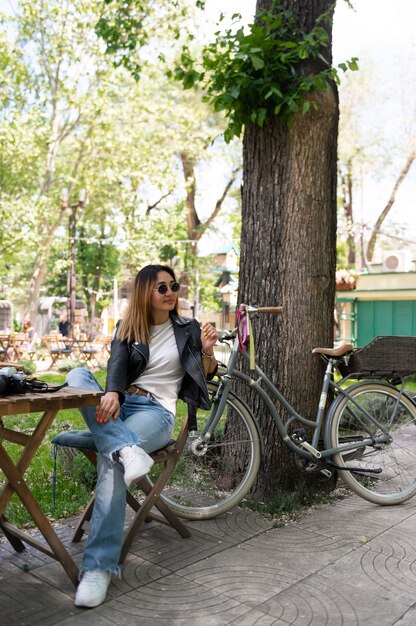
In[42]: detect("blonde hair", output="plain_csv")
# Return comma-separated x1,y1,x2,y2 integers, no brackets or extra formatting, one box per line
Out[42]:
117,265,179,344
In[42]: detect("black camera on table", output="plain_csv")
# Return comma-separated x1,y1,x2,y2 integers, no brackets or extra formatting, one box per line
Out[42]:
0,368,33,396
0,366,66,396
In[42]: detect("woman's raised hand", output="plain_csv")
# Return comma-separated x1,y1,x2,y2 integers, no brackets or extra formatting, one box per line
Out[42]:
201,322,218,355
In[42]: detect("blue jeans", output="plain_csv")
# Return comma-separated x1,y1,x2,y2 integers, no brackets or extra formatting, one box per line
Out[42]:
66,367,175,574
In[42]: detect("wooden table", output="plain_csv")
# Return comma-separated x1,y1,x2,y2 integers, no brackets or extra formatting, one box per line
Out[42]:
0,387,102,585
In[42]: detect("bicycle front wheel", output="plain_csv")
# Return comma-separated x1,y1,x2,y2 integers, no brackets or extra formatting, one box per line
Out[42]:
329,382,416,505
157,382,261,520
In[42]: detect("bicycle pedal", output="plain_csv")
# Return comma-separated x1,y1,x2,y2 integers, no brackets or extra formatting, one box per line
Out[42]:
298,440,322,459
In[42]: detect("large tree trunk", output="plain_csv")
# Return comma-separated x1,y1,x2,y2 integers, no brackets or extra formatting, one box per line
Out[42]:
238,0,338,497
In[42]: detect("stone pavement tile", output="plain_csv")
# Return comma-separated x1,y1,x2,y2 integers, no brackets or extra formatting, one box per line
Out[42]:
0,570,75,626
225,608,281,625
176,549,302,605
54,613,119,626
331,527,416,606
298,492,416,526
284,497,416,551
125,524,232,571
394,513,416,534
33,551,171,600
31,552,173,606
92,572,255,626
317,543,416,612
0,518,85,579
394,605,416,625
111,554,172,596
254,571,412,626
0,534,74,584
217,524,356,574
184,508,275,542
31,551,83,595
0,537,59,573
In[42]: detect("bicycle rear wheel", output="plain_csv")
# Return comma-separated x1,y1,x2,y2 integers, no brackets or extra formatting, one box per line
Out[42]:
329,382,416,505
155,382,261,520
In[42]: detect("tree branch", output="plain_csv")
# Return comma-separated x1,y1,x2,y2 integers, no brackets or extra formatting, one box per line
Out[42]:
194,166,241,241
366,147,416,261
146,190,174,214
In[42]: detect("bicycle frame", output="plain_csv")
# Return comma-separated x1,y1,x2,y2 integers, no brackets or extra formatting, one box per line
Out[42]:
199,326,400,464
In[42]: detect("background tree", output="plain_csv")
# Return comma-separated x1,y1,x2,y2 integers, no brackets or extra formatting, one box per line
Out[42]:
336,70,373,267
337,62,416,268
0,0,241,326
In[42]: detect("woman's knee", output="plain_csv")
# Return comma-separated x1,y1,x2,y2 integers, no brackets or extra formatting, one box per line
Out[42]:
66,367,102,391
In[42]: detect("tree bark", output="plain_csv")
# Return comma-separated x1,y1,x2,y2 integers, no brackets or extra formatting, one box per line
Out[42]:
238,0,338,497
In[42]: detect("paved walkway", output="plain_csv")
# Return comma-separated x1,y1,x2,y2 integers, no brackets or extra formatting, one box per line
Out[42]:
1,488,416,625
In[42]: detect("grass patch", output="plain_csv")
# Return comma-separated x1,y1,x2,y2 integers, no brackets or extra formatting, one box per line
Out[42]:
242,482,346,527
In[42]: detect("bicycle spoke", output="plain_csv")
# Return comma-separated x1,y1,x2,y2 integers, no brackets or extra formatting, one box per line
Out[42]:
330,383,416,504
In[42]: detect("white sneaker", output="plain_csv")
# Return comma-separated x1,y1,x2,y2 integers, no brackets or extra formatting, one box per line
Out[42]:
118,445,154,487
74,570,111,608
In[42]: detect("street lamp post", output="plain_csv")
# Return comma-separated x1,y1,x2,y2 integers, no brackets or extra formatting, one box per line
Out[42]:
61,188,85,339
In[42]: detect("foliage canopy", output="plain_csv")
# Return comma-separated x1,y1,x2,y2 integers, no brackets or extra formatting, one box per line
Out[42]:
170,3,358,142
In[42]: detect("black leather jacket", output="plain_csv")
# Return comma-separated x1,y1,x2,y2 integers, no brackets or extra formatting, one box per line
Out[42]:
105,313,213,410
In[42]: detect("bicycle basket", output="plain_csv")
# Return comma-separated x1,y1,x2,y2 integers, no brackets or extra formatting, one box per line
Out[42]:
337,335,416,379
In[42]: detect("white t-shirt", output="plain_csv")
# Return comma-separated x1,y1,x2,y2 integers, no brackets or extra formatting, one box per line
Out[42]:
131,318,185,415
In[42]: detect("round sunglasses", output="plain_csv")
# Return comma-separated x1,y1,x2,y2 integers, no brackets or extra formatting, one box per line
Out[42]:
153,282,181,295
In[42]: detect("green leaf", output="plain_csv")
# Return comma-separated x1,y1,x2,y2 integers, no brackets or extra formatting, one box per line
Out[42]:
348,57,359,71
251,55,265,70
265,85,283,100
287,98,299,112
302,100,310,114
182,70,202,89
229,85,240,99
256,108,267,126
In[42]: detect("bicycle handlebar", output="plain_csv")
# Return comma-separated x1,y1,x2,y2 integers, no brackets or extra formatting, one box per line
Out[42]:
218,305,282,343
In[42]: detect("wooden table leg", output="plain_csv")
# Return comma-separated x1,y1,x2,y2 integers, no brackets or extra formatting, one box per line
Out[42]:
0,514,26,551
0,445,79,586
0,410,56,513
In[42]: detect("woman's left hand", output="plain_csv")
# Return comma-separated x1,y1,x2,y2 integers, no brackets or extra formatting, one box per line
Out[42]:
201,322,218,355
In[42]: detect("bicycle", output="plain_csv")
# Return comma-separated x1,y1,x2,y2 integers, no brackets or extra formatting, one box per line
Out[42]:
152,304,416,520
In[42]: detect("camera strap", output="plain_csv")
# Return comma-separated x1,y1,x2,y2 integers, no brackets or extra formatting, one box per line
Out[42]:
28,380,68,393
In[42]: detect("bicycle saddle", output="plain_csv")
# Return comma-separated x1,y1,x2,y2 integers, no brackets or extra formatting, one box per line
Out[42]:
312,341,353,357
